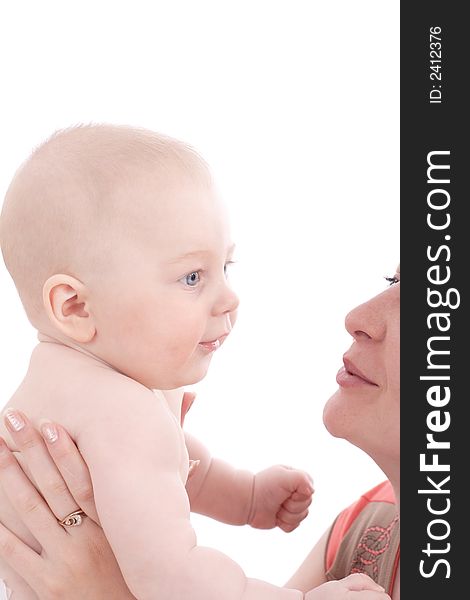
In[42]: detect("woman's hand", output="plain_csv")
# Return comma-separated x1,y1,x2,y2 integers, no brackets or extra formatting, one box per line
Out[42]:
0,412,135,600
305,574,391,600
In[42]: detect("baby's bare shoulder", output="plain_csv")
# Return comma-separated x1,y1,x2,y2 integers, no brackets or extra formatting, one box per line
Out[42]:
72,367,170,430
7,343,171,441
77,372,186,475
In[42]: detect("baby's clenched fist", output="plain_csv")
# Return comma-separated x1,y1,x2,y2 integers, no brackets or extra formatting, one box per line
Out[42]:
248,465,314,532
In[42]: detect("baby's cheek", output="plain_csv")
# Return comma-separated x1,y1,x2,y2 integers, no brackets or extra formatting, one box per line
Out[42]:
160,315,204,356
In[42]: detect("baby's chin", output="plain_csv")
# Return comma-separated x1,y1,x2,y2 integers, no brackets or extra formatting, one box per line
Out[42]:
143,365,211,391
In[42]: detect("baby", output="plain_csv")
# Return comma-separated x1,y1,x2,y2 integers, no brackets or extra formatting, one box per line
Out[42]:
0,125,386,600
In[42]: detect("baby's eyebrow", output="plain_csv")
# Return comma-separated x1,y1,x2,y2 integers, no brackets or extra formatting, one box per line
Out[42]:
169,250,211,264
169,244,236,264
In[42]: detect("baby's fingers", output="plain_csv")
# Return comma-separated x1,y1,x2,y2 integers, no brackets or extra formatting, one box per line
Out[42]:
276,507,309,532
290,487,314,500
282,494,313,513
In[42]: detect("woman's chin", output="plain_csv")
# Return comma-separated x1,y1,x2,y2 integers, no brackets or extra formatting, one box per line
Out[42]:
322,390,349,438
322,415,342,438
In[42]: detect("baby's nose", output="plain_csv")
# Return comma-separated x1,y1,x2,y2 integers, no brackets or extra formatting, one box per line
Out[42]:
213,282,239,316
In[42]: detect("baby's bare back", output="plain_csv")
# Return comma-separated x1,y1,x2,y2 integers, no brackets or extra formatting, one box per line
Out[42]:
0,340,188,599
0,343,310,600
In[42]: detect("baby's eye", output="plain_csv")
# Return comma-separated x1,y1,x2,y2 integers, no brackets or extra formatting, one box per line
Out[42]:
384,275,400,286
181,271,201,287
224,260,236,278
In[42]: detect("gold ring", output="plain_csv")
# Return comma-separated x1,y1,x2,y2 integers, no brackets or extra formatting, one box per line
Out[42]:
59,509,86,527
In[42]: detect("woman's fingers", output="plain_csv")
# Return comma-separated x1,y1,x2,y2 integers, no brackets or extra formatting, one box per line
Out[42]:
341,573,385,591
0,416,136,600
0,436,66,548
39,420,100,524
4,410,82,524
349,593,390,600
3,410,99,524
0,521,43,592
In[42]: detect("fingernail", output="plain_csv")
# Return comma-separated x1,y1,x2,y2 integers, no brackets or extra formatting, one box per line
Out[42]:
4,409,26,433
41,422,59,444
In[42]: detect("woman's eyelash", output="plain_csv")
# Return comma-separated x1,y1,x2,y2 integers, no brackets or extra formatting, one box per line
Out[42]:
384,275,399,286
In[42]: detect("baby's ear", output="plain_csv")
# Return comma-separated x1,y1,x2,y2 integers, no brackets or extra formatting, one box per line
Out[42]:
42,274,96,343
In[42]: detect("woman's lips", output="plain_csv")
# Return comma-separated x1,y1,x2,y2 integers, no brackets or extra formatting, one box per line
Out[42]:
336,358,378,388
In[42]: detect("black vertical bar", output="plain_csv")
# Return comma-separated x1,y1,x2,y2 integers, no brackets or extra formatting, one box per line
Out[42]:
401,2,467,598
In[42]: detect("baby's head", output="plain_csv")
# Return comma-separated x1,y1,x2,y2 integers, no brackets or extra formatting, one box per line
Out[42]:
0,124,238,389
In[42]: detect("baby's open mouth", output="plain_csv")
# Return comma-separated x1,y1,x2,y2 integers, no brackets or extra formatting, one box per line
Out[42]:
199,339,221,351
199,334,228,352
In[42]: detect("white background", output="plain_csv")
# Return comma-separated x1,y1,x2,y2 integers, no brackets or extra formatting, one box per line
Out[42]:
0,0,399,587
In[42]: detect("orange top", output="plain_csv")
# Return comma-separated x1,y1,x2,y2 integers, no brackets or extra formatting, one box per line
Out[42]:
325,481,399,595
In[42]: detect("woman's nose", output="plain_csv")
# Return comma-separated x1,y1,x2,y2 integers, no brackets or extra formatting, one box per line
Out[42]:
345,293,386,342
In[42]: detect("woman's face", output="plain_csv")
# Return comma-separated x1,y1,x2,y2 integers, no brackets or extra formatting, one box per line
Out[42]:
323,266,400,471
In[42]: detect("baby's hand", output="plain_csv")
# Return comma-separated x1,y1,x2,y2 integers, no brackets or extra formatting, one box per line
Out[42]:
248,465,314,532
305,574,391,600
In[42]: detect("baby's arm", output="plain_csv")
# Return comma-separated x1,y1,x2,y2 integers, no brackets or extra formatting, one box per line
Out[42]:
79,385,303,600
184,432,253,525
159,389,253,524
185,432,313,532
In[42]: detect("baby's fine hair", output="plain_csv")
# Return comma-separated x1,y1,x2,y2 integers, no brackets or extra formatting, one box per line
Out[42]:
0,123,211,327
